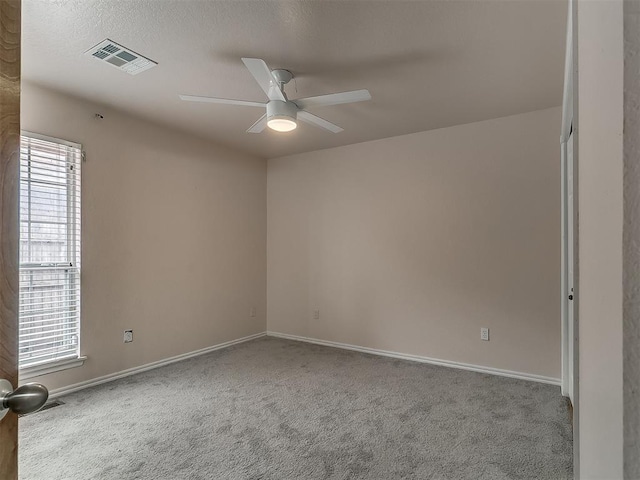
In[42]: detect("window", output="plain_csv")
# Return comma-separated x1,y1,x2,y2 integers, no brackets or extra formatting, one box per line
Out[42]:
19,133,82,372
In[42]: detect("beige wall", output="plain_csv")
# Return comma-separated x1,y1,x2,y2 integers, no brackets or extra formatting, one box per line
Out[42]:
20,83,267,391
267,107,562,379
20,84,563,390
576,0,624,477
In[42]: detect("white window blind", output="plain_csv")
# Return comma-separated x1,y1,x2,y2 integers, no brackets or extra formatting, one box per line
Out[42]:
19,133,81,369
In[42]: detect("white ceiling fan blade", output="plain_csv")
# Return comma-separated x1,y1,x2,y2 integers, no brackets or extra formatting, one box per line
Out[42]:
293,89,371,110
241,58,286,102
298,111,344,133
247,114,268,134
179,94,265,108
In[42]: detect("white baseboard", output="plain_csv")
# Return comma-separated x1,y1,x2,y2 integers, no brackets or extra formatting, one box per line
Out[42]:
49,332,267,398
267,331,560,386
48,329,560,398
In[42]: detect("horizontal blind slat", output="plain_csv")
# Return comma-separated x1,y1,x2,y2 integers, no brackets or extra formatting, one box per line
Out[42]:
19,330,79,345
20,319,80,333
19,331,80,344
19,310,80,321
20,345,78,358
20,349,78,366
20,288,80,299
19,296,81,310
21,349,78,362
19,328,80,339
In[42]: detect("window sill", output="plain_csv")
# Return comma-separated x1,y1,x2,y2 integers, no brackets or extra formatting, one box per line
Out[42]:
19,356,87,381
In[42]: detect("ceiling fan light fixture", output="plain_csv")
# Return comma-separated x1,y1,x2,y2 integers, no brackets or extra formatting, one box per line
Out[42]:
267,116,297,132
266,100,298,133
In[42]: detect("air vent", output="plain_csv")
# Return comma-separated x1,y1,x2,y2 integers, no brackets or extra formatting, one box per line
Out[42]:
19,399,65,417
85,39,157,76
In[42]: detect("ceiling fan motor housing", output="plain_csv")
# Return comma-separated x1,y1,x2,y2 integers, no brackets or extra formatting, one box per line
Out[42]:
267,100,297,123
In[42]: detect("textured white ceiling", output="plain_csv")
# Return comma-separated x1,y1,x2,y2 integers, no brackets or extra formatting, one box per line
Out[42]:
22,0,567,159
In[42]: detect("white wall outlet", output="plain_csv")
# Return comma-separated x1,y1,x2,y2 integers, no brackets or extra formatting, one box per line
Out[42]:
250,306,256,318
313,309,320,320
480,327,490,341
124,330,133,343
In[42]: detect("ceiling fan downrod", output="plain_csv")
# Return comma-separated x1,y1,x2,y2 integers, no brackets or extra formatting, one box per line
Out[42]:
271,69,293,96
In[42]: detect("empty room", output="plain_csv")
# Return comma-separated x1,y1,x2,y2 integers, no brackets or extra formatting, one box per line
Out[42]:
0,0,635,479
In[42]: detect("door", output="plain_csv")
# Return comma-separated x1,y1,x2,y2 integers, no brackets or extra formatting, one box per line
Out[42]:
2,5,70,476
0,1,22,478
566,131,575,402
560,0,575,403
561,130,576,402
561,135,575,401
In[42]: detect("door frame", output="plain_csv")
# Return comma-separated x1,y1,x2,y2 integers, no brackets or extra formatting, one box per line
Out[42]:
561,0,574,402
0,1,22,479
560,0,580,476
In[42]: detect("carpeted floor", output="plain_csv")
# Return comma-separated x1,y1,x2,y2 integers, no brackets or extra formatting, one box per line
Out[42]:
19,337,573,479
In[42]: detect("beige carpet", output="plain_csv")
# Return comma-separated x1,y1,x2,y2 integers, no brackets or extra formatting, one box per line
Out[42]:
19,337,573,479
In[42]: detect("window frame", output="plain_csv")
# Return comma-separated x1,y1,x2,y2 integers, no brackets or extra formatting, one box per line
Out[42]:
18,131,86,379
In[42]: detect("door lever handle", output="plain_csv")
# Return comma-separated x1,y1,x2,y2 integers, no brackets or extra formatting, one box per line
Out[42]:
0,379,48,420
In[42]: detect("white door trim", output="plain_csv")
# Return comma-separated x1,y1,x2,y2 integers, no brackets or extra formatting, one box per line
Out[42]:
560,0,574,402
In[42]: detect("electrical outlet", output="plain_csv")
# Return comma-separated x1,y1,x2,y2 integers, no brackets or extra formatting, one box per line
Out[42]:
250,306,256,318
124,330,133,343
480,327,489,341
313,310,320,320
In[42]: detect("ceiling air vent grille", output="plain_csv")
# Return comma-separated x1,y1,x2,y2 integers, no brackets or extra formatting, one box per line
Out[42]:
85,39,157,76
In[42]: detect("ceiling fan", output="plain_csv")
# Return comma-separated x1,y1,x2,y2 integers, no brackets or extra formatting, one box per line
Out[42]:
179,58,371,134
